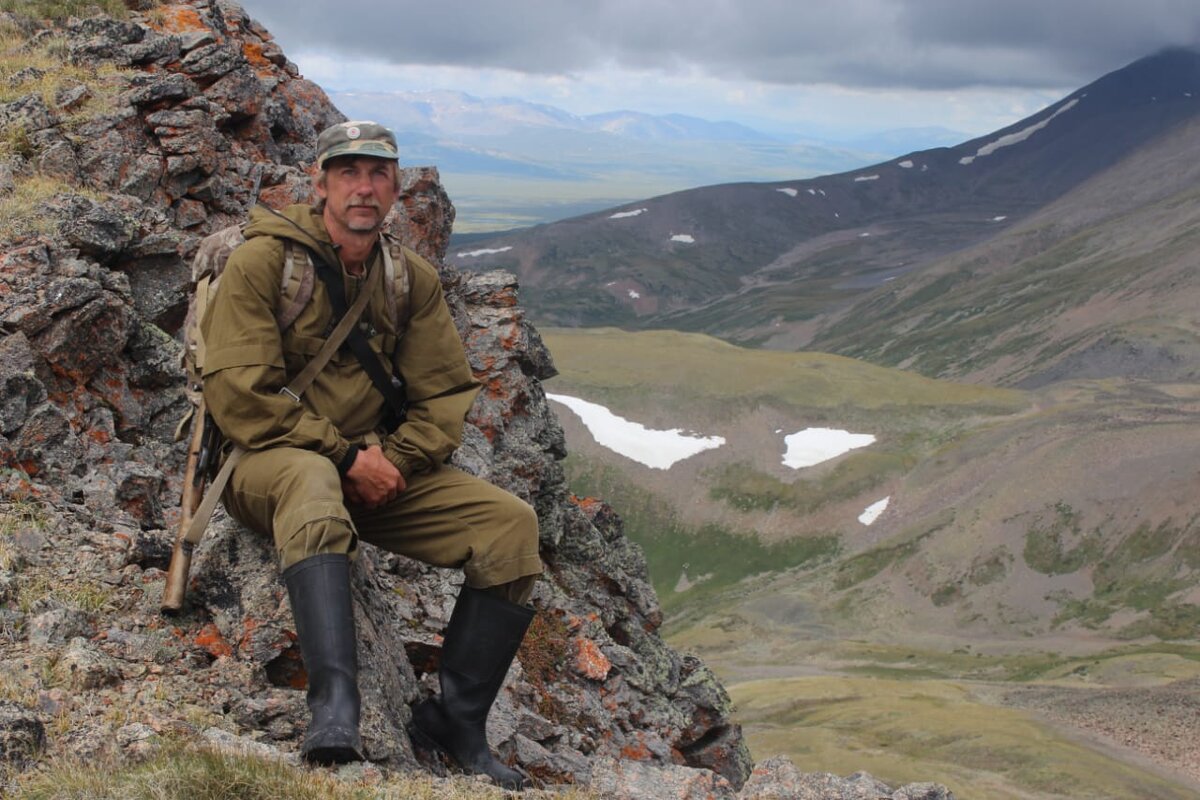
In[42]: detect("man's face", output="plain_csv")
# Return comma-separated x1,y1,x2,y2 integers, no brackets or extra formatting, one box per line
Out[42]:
316,155,400,236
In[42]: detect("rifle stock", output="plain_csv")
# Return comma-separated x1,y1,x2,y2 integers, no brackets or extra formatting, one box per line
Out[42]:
162,408,206,615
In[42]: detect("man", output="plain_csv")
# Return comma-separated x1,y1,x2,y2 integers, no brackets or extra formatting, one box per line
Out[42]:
200,120,542,789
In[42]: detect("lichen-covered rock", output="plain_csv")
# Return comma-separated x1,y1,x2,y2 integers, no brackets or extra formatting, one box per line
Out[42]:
736,758,957,800
0,701,46,768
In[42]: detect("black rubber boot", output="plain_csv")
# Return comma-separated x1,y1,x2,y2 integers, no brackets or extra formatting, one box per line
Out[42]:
410,585,534,789
283,553,364,765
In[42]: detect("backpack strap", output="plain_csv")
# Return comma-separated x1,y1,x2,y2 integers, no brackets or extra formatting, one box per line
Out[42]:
381,235,411,336
277,239,315,331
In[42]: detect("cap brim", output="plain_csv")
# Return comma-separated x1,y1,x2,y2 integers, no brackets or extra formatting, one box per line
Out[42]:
317,143,399,168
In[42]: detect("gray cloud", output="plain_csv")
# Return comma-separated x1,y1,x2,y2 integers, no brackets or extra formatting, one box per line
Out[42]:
238,0,1200,90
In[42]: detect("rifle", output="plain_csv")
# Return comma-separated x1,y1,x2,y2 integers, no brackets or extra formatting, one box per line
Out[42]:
162,406,211,614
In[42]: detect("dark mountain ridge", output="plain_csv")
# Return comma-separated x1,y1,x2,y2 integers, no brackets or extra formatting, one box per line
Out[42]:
449,47,1200,375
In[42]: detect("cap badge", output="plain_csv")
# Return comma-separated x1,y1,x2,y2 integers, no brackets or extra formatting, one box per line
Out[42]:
346,125,361,139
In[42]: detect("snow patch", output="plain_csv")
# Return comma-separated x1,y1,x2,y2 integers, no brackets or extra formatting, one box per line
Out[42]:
670,234,695,243
960,98,1080,166
859,496,890,526
458,246,512,258
777,188,799,197
854,174,880,182
807,188,817,196
610,208,647,219
781,428,875,469
628,290,641,299
898,160,914,169
547,394,725,469
992,215,1008,222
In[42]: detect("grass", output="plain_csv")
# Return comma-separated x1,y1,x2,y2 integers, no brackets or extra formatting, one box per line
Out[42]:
15,573,115,615
7,738,597,799
832,512,953,591
0,0,134,21
729,674,1196,800
1022,502,1101,576
708,451,909,515
0,20,130,126
564,454,839,612
0,177,101,240
0,499,48,571
542,327,1028,414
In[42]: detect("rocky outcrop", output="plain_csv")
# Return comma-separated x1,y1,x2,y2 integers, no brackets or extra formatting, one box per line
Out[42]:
0,3,951,798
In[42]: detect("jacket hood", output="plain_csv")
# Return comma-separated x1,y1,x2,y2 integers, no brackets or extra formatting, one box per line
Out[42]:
243,204,336,259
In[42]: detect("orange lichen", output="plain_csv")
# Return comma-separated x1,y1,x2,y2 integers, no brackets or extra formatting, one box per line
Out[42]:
150,5,210,34
569,494,603,511
620,734,653,761
241,41,271,68
194,622,233,658
573,636,611,681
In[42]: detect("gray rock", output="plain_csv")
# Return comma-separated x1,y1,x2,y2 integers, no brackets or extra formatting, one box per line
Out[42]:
590,756,738,800
0,701,45,768
735,759,957,800
51,637,124,690
26,608,92,646
55,195,134,263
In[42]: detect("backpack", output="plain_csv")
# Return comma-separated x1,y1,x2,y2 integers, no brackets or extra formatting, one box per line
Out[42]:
176,220,412,438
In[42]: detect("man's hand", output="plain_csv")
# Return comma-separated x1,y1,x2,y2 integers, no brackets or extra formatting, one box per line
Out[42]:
341,444,405,508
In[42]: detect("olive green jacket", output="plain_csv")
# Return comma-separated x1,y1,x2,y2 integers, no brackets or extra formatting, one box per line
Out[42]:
200,204,480,478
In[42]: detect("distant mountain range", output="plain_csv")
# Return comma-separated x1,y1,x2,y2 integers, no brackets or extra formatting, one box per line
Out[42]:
330,89,964,231
449,47,1200,388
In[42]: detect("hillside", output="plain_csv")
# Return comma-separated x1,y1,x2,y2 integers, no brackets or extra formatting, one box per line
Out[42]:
543,327,1200,797
451,47,1200,389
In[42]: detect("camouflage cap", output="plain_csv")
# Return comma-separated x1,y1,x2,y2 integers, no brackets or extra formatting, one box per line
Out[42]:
315,120,399,169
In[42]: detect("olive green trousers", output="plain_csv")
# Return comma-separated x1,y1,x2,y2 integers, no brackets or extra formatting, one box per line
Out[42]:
223,447,543,597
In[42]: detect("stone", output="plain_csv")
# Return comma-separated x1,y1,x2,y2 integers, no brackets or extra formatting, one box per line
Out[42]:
27,608,92,646
51,638,124,690
0,701,45,768
590,757,738,800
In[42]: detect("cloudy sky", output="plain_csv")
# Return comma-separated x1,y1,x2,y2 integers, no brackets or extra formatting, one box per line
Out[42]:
237,0,1200,139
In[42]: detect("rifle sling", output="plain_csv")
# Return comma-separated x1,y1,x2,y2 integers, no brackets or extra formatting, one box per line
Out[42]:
307,246,408,428
182,252,380,547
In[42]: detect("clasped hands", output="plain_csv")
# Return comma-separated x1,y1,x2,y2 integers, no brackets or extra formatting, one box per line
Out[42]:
340,444,406,508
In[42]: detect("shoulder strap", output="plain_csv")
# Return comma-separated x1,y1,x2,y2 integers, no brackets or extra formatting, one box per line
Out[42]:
381,237,411,335
308,245,408,431
277,240,315,331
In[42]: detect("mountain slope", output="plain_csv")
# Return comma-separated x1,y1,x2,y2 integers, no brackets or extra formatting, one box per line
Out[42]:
543,328,1200,649
451,47,1200,383
803,113,1200,386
